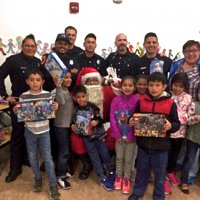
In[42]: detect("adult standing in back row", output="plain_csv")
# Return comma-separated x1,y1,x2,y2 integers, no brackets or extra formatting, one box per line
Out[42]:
105,33,139,79
138,32,172,79
0,34,40,183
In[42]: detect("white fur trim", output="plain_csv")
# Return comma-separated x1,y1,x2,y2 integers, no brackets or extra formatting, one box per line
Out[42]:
81,72,101,84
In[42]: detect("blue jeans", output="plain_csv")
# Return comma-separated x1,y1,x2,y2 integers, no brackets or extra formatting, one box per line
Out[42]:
54,127,70,177
181,139,200,183
83,137,114,179
132,147,168,200
24,128,57,186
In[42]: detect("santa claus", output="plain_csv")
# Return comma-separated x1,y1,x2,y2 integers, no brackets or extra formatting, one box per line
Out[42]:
71,67,119,180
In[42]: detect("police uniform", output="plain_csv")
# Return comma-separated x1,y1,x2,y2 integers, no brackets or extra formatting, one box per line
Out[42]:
67,45,84,58
138,53,173,79
77,52,107,76
105,50,139,78
0,52,40,181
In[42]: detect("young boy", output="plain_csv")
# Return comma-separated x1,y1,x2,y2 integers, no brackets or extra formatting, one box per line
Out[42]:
128,72,180,200
71,85,115,191
14,69,60,200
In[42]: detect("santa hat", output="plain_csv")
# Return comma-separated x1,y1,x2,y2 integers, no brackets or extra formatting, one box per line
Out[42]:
76,67,102,86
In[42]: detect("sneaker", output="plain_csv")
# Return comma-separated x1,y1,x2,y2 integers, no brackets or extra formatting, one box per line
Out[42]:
187,176,195,185
122,178,131,194
164,181,172,195
107,171,115,185
33,178,43,192
101,177,114,191
167,172,180,186
49,185,61,200
114,176,123,190
57,178,71,190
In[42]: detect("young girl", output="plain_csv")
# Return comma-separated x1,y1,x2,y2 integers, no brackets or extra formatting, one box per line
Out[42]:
180,84,200,194
165,73,192,195
52,71,74,189
110,75,139,194
135,74,148,96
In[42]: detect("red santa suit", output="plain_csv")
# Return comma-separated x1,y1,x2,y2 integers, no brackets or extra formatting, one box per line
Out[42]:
71,67,118,154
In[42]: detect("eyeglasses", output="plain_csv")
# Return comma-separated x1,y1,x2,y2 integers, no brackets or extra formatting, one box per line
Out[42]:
183,49,199,54
23,44,36,49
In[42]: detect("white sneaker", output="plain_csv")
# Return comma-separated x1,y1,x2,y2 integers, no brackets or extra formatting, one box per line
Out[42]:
57,178,71,190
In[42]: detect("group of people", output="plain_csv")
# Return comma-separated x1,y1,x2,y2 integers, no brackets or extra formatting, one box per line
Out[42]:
0,25,200,200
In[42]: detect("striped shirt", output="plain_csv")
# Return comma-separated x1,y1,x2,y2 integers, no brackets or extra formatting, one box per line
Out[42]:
20,90,52,134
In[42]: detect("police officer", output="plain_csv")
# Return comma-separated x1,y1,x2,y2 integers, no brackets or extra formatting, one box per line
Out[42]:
77,33,107,76
41,33,80,91
138,32,172,79
0,34,40,182
64,26,84,58
105,33,139,79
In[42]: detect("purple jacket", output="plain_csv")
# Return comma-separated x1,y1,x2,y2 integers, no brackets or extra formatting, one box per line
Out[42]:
110,93,139,142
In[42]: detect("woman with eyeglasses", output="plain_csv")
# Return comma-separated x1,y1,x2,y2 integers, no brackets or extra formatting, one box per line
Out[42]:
0,34,40,183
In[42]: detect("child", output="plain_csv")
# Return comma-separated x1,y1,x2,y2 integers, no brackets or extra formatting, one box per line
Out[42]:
14,69,60,200
164,73,192,195
71,85,115,191
180,84,200,194
110,75,139,194
135,74,148,96
52,72,74,189
128,72,180,200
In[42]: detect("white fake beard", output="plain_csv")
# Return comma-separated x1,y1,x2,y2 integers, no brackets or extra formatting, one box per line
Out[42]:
84,85,104,117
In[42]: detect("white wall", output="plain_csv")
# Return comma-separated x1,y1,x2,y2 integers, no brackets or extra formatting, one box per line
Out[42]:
0,0,200,93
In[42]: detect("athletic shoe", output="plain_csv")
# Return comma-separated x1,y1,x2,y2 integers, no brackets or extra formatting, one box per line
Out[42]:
114,176,123,190
122,178,131,194
164,181,172,195
166,172,180,186
57,178,71,190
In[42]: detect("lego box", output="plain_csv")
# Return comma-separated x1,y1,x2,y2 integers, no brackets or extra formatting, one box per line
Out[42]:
45,52,68,80
133,113,166,137
16,99,55,122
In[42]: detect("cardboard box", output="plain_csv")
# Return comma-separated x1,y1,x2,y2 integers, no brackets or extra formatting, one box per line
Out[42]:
45,52,68,80
133,113,166,137
17,99,55,122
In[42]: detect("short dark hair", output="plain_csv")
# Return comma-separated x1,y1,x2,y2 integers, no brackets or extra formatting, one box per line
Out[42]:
121,75,135,85
148,72,166,85
22,34,36,46
136,74,148,83
144,32,158,42
73,85,87,96
26,68,44,80
182,40,200,52
64,26,77,34
84,33,96,41
171,73,189,93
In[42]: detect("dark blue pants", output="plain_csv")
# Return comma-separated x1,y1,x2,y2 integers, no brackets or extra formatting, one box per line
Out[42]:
132,147,168,200
54,127,70,177
83,137,114,179
181,139,200,184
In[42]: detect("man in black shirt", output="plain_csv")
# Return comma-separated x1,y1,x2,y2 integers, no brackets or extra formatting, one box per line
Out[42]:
64,26,84,58
138,32,172,79
105,33,139,79
77,33,107,76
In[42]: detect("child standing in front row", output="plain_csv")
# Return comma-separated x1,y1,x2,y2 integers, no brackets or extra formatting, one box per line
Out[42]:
164,73,192,195
71,85,115,191
15,69,60,200
180,84,200,194
128,72,180,200
135,74,148,97
110,76,139,194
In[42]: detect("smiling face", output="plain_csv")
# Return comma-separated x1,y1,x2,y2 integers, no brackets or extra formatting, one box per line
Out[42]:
148,81,166,99
121,78,135,96
143,36,159,58
22,38,37,58
115,33,128,54
55,40,69,54
172,82,185,96
62,72,72,88
183,45,200,66
65,28,77,46
74,92,88,107
136,78,148,95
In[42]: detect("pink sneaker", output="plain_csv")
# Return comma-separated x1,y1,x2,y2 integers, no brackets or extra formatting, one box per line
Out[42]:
114,176,123,190
164,181,172,195
122,178,131,194
167,172,180,186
